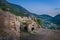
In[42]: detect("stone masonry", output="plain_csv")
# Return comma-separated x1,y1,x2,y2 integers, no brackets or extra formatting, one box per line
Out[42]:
0,10,20,40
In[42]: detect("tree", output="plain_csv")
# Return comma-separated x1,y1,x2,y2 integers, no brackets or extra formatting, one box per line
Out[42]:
37,19,42,26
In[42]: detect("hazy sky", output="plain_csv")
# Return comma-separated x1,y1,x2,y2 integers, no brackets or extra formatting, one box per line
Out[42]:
7,0,60,17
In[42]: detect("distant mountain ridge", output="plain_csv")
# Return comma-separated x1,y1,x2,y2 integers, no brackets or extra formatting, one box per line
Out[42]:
53,14,60,25
39,14,60,25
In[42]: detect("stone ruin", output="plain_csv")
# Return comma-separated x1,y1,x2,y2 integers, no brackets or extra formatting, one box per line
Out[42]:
19,16,39,33
0,10,20,40
0,10,40,40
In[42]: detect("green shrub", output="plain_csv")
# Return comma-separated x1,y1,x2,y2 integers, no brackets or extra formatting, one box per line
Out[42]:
37,19,42,26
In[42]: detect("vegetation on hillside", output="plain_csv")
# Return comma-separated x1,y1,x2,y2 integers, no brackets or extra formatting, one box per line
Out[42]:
37,19,42,26
0,2,30,17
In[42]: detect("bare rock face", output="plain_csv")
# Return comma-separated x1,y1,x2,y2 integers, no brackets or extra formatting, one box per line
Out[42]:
0,10,20,40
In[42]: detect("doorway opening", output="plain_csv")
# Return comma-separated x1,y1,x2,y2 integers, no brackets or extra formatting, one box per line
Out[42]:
31,27,34,31
24,26,28,32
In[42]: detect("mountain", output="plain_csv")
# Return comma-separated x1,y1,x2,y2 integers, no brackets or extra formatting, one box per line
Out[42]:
37,14,60,25
37,14,60,29
53,14,60,25
0,0,32,17
39,14,53,20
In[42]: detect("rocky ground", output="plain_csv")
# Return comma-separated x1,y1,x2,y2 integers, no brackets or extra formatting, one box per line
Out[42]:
20,28,60,40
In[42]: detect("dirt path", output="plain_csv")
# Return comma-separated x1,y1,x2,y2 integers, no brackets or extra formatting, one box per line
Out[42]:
20,28,60,40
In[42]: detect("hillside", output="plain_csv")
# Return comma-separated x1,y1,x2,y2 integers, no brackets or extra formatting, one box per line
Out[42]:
53,14,60,25
0,0,40,40
0,0,32,17
0,7,39,40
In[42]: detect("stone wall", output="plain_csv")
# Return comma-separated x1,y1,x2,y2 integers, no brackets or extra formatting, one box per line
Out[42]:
0,10,20,40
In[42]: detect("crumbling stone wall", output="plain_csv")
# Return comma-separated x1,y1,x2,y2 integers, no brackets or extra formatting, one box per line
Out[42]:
0,10,20,40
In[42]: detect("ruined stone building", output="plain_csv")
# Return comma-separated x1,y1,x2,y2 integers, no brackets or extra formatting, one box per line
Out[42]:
0,9,39,40
19,16,39,33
